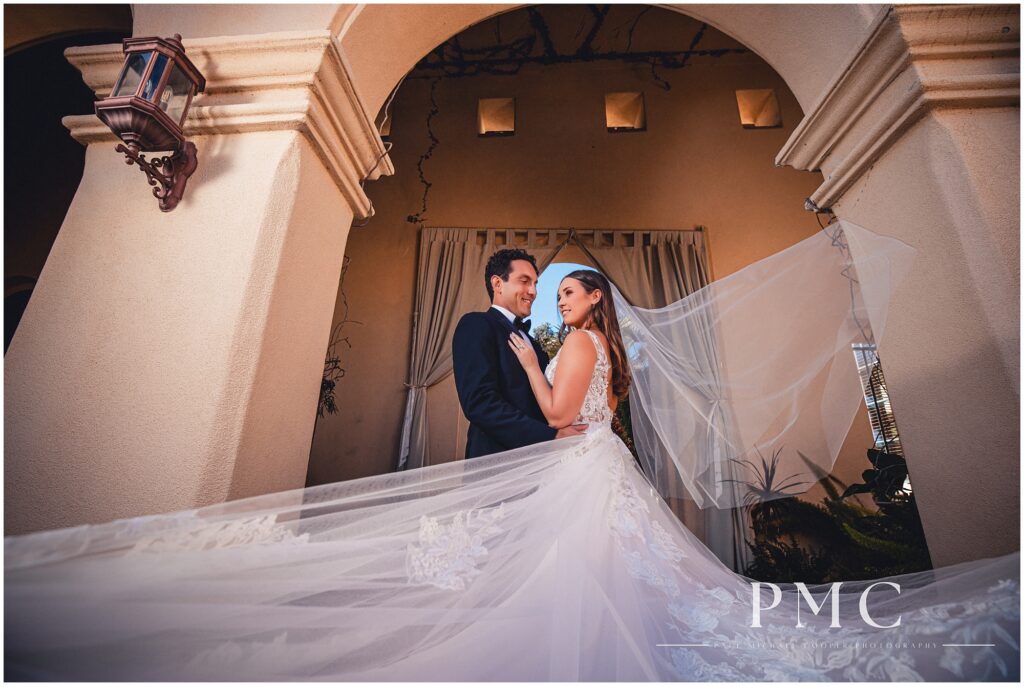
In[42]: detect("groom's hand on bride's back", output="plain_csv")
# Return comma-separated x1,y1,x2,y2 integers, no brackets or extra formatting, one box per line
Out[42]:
555,424,588,439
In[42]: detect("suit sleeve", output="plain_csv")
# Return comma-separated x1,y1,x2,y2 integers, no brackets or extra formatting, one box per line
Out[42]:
453,315,557,450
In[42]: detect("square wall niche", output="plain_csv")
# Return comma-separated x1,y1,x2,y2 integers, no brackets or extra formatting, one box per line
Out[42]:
735,89,782,128
478,97,515,136
605,92,646,132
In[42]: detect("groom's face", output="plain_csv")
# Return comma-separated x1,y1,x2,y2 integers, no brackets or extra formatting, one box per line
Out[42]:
492,259,538,319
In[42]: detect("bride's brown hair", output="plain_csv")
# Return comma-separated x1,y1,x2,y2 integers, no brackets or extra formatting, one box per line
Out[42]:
558,270,632,400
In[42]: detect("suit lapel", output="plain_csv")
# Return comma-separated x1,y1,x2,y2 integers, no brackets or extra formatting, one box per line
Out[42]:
485,307,549,370
486,307,516,333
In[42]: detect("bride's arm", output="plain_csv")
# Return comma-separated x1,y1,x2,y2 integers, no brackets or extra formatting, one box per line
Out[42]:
509,331,596,429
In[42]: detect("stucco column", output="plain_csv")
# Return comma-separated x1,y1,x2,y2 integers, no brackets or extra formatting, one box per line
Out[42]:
778,5,1019,566
5,31,392,534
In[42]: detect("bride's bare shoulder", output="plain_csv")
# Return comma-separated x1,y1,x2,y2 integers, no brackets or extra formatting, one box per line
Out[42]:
558,330,598,361
575,329,611,364
573,328,608,349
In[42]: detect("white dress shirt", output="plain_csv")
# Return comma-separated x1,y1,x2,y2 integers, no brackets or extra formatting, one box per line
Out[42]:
490,304,516,324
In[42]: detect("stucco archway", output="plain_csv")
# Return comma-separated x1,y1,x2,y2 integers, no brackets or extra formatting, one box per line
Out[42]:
313,3,834,477
334,3,881,125
315,3,875,482
310,5,879,579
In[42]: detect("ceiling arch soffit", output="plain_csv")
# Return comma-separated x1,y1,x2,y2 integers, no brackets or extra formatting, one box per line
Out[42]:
4,4,132,55
333,3,878,116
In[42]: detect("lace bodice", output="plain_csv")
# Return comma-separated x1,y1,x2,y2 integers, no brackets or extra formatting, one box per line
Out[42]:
544,329,614,427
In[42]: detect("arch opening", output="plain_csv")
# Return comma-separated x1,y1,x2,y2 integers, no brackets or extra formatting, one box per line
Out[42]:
309,5,873,524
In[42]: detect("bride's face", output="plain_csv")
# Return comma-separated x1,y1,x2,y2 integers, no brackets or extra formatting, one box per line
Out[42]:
492,259,538,318
558,278,601,328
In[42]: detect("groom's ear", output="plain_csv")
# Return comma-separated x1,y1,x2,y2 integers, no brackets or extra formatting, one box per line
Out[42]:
490,274,503,295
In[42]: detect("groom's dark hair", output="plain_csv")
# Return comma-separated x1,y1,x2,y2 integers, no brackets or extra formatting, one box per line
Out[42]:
484,248,539,301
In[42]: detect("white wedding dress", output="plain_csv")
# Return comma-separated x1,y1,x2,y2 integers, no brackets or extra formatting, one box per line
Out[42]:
6,329,1019,681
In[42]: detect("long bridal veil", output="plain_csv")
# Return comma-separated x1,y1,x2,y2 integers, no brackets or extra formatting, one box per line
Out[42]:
616,219,917,509
5,221,1019,681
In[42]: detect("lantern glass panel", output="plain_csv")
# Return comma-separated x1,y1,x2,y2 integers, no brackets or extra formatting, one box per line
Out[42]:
141,53,169,102
112,52,152,97
160,64,193,125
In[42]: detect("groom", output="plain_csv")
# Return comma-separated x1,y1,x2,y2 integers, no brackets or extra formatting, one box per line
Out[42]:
453,248,587,459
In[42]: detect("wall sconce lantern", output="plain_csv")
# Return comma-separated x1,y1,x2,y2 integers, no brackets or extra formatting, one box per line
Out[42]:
95,34,206,211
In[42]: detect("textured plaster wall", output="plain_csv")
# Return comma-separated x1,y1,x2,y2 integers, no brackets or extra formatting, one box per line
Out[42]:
309,10,879,515
833,107,1020,565
6,130,351,534
131,4,338,40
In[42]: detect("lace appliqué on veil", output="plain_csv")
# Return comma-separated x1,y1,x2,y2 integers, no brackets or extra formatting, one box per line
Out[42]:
607,454,735,613
901,578,1020,681
406,504,506,591
606,452,751,677
129,513,310,553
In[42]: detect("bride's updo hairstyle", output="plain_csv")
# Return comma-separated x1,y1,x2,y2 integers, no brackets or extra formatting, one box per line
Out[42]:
558,270,631,399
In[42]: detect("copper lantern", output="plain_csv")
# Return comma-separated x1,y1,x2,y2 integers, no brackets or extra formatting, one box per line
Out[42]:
96,34,206,212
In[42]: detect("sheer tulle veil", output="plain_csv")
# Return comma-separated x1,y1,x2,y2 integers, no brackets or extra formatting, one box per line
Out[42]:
5,220,1019,681
615,218,917,509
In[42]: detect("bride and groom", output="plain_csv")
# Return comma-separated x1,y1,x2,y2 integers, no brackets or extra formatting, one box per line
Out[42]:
6,231,1020,681
452,248,607,459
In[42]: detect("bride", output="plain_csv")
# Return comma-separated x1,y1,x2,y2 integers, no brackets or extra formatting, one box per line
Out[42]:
6,223,1019,681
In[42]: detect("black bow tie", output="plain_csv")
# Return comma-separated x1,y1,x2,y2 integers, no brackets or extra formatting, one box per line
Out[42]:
513,317,531,335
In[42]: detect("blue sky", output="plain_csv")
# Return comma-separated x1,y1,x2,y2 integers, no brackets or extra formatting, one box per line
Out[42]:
530,262,590,329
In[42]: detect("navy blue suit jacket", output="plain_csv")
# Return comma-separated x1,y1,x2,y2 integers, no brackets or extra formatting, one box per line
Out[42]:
452,308,557,459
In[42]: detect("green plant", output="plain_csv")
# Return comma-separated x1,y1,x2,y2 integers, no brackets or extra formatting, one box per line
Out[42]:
840,448,911,509
613,394,639,460
741,446,932,583
722,446,815,529
532,322,562,359
744,535,832,583
319,257,360,418
319,322,347,418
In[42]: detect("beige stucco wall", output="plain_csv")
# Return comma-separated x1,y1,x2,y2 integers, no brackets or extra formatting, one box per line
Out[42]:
5,130,352,533
130,4,339,41
309,9,879,515
833,106,1020,563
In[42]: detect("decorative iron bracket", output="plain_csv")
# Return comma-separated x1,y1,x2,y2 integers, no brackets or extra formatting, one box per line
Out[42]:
115,141,199,212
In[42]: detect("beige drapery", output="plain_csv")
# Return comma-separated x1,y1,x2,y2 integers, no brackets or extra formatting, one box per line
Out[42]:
399,226,749,572
567,229,709,306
